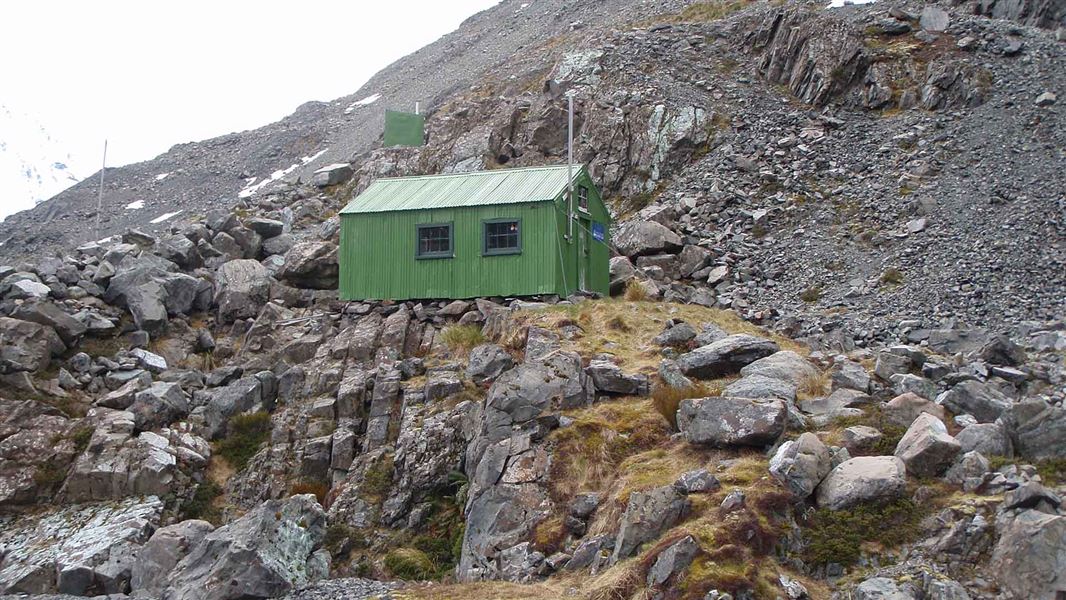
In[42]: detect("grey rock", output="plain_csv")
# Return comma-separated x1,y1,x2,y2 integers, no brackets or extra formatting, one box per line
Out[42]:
673,469,720,494
466,344,513,385
883,392,947,428
739,350,817,386
677,334,779,379
769,432,832,498
130,520,214,596
724,374,797,402
130,348,167,373
608,256,636,295
891,373,938,400
245,218,285,238
874,351,912,381
646,535,699,588
1001,399,1066,459
677,396,786,447
919,6,950,31
854,577,913,600
0,317,65,373
944,450,990,489
613,221,682,258
653,322,697,347
214,259,271,322
277,242,339,290
842,425,883,453
587,360,649,396
130,382,190,431
677,245,711,278
816,456,907,510
894,413,961,478
568,493,600,519
955,422,1013,457
979,335,1027,366
658,359,693,389
10,300,86,346
989,510,1066,599
611,484,688,561
938,381,1013,424
312,163,354,187
162,495,328,600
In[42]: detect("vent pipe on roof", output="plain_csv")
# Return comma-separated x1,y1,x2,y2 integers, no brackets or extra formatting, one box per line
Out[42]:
566,91,575,244
415,101,420,115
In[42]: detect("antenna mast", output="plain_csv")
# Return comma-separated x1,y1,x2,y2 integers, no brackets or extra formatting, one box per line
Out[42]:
95,140,107,242
566,91,575,243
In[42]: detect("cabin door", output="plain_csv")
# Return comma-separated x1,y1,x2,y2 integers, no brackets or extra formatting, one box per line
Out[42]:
578,217,590,291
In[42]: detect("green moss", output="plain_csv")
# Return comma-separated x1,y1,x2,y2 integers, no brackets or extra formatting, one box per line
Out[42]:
214,411,272,472
384,547,437,580
181,480,222,524
803,498,928,566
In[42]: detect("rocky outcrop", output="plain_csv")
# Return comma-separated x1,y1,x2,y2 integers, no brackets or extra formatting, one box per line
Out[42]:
676,334,779,379
162,495,329,600
990,509,1066,599
0,496,163,595
214,259,271,323
612,484,689,561
130,520,215,596
0,317,64,373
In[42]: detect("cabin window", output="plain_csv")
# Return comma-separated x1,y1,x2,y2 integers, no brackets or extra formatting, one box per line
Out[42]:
578,185,589,211
416,223,453,258
483,219,521,255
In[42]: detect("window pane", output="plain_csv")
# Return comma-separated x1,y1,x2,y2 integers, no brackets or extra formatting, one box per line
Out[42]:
418,225,450,256
579,186,589,210
485,221,519,253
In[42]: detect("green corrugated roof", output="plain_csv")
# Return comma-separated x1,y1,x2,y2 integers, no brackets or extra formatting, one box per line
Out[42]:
340,165,585,214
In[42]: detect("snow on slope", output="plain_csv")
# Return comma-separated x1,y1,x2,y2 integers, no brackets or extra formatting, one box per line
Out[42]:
0,105,87,220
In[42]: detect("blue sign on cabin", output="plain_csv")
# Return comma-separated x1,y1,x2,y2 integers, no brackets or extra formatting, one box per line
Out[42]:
591,221,605,242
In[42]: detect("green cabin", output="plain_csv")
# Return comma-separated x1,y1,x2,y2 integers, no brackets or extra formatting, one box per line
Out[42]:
339,165,611,301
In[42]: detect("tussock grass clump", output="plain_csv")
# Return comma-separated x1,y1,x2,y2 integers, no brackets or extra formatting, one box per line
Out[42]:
623,279,647,302
880,267,905,286
802,498,927,566
439,324,486,354
215,411,272,472
384,548,436,580
361,453,395,501
674,0,752,22
651,383,712,430
799,286,822,303
796,371,830,401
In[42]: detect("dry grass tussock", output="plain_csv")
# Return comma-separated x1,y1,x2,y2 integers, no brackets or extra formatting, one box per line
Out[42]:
796,371,830,401
513,299,805,375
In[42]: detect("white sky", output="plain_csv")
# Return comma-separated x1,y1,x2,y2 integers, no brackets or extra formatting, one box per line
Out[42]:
0,0,500,170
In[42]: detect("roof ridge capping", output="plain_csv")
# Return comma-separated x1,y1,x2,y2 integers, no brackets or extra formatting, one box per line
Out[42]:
375,163,586,182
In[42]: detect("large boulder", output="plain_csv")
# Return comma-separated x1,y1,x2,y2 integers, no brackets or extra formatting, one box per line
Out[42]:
882,392,946,428
830,359,871,392
611,484,688,561
214,259,271,323
724,374,797,402
769,432,832,498
816,456,907,510
162,495,328,600
0,317,64,373
646,535,699,588
937,381,1012,423
277,242,339,290
0,402,75,506
989,510,1066,599
677,396,786,447
129,382,190,431
676,334,779,379
955,421,1013,457
586,360,649,396
739,350,817,386
130,520,214,596
893,413,961,478
1001,399,1066,459
608,256,636,295
613,221,682,258
10,300,87,346
197,375,275,440
0,496,162,595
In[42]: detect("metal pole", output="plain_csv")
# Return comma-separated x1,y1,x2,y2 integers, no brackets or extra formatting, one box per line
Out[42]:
567,92,574,243
95,140,107,242
415,101,420,115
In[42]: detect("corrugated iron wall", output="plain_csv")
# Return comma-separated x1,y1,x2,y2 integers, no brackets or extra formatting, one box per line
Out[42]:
383,110,425,147
340,202,559,300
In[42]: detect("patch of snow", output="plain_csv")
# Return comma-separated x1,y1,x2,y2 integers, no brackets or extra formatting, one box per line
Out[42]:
344,93,381,115
154,173,169,181
517,2,530,10
125,200,144,210
150,210,182,224
301,149,328,165
826,0,877,7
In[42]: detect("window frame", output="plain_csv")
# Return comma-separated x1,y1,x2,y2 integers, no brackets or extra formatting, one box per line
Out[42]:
415,222,454,260
577,185,590,212
481,217,522,256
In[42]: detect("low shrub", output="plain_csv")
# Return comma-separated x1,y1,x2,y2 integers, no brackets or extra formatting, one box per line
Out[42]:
361,453,394,501
215,411,272,472
70,426,94,453
384,547,436,580
880,267,904,286
799,286,822,303
803,498,927,566
181,480,222,524
439,324,486,354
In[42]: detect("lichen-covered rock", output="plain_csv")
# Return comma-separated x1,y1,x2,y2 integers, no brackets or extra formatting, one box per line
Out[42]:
646,535,699,588
214,259,271,323
989,509,1066,600
894,413,961,478
937,381,1013,424
277,242,339,290
769,432,832,498
676,334,779,379
466,343,513,385
586,359,649,396
955,421,1013,458
0,317,65,373
816,456,907,510
162,494,328,600
739,350,817,386
882,392,947,428
613,220,682,258
611,484,689,561
130,520,214,596
1001,399,1066,459
677,396,786,447
0,496,162,595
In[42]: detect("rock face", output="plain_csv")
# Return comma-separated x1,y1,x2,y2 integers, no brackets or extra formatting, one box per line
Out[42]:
894,413,961,478
0,317,64,373
1002,399,1066,459
676,334,780,379
163,494,328,600
677,396,786,447
612,484,689,561
769,432,832,498
990,509,1066,599
816,456,907,510
466,343,514,385
278,242,339,289
130,520,214,596
0,496,163,595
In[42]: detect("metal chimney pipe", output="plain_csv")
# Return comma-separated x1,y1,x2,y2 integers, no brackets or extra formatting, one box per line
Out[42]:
567,92,574,243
